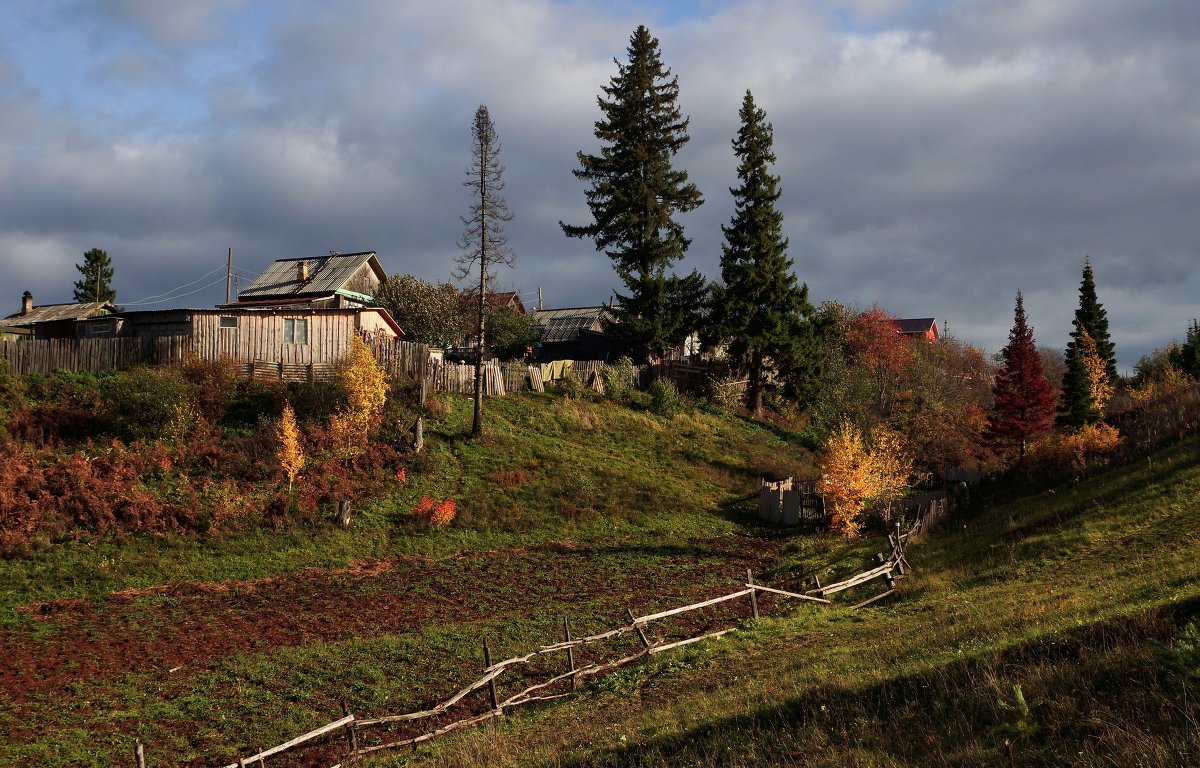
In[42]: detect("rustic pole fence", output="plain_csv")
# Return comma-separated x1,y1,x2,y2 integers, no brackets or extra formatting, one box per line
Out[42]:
192,515,945,766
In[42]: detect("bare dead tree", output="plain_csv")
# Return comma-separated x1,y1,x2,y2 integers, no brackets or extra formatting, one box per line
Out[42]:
456,105,515,439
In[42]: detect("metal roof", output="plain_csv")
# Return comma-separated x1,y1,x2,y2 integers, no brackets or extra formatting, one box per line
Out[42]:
531,306,611,343
893,317,937,335
0,301,116,327
238,251,383,301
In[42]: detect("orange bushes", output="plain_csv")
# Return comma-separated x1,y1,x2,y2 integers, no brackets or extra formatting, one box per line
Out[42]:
413,495,457,528
1025,424,1122,474
817,421,915,538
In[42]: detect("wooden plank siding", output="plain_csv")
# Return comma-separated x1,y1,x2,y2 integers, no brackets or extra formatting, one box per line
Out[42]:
190,312,365,367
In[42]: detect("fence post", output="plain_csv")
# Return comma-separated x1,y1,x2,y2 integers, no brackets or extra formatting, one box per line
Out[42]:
626,607,651,649
341,699,358,758
483,638,499,711
563,616,577,691
746,569,759,620
134,740,145,768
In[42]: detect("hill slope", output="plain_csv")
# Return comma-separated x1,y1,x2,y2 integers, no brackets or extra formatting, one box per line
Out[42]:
0,392,815,766
3,391,1197,767
393,433,1200,767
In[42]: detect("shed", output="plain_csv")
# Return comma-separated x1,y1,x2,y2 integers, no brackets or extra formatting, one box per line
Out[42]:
531,306,613,361
81,306,403,366
0,291,118,339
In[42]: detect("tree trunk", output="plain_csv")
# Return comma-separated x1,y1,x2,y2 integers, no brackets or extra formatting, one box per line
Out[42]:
748,351,764,418
471,257,486,438
471,148,488,440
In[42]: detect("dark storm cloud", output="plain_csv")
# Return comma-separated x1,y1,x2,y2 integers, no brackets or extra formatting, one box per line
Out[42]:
0,0,1196,368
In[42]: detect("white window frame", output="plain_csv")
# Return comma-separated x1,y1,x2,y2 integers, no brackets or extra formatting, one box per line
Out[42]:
283,317,309,345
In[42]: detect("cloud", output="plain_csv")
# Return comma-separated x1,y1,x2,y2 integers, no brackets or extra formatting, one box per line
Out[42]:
0,0,1197,369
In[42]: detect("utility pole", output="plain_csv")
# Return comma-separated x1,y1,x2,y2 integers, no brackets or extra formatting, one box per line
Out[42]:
226,247,233,304
537,286,543,311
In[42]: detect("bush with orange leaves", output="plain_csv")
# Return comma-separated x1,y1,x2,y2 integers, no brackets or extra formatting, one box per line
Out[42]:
413,495,456,528
818,420,914,538
818,421,874,538
276,402,305,494
1026,423,1121,475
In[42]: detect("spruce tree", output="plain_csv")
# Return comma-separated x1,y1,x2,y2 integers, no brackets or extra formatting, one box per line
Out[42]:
987,291,1057,457
561,25,705,360
1056,318,1104,429
708,90,815,417
1072,260,1117,382
1170,319,1200,379
1057,260,1116,428
73,247,116,303
456,105,515,439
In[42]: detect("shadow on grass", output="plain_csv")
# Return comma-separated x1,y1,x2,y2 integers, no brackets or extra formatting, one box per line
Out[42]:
554,600,1200,768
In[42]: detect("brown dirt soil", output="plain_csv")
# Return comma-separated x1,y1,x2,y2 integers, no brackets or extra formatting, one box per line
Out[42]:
1,537,783,715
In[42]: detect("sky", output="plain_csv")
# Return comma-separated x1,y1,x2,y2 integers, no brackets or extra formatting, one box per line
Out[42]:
1,0,1198,370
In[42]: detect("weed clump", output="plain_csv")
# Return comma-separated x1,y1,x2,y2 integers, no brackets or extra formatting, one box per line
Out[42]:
649,378,680,417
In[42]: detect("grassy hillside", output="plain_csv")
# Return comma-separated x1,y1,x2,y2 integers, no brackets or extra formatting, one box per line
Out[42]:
386,433,1200,767
3,390,1197,767
0,391,815,766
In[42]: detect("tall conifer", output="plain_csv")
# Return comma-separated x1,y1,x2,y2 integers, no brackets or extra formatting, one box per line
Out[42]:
456,105,515,439
1072,260,1117,382
987,291,1057,457
1057,261,1116,428
1057,319,1105,428
561,25,705,360
708,90,815,416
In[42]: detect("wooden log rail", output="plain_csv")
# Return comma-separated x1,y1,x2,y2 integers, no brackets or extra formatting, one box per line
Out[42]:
198,522,939,768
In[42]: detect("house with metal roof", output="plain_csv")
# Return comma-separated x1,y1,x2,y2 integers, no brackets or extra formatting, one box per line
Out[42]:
0,291,118,339
530,305,614,361
224,251,386,309
892,317,940,342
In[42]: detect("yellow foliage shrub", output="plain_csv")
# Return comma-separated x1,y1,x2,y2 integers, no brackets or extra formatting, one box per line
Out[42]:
819,421,915,538
330,335,388,457
818,421,874,539
277,402,305,492
1026,423,1121,473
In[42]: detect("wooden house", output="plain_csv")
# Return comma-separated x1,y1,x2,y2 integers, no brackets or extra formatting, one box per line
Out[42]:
81,306,402,366
0,291,118,339
486,291,528,315
892,317,940,342
225,251,386,309
530,306,613,361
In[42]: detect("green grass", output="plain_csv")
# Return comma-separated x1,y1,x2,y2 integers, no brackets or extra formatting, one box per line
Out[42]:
374,435,1200,767
6,392,1198,767
0,392,810,626
0,391,814,766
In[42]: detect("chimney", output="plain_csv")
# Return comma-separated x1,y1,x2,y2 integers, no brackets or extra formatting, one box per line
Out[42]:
298,260,310,282
21,291,32,316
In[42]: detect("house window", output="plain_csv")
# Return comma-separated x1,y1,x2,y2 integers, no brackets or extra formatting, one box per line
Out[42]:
87,321,114,337
218,316,238,329
283,318,309,344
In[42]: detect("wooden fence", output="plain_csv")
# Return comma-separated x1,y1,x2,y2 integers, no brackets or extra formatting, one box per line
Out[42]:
0,336,190,376
755,475,955,531
757,477,825,526
156,516,942,768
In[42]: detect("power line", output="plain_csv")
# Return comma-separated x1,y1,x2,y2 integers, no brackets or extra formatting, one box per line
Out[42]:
124,264,228,305
123,277,230,307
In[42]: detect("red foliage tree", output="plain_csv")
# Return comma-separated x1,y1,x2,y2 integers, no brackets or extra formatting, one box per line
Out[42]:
847,305,912,416
987,291,1058,458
